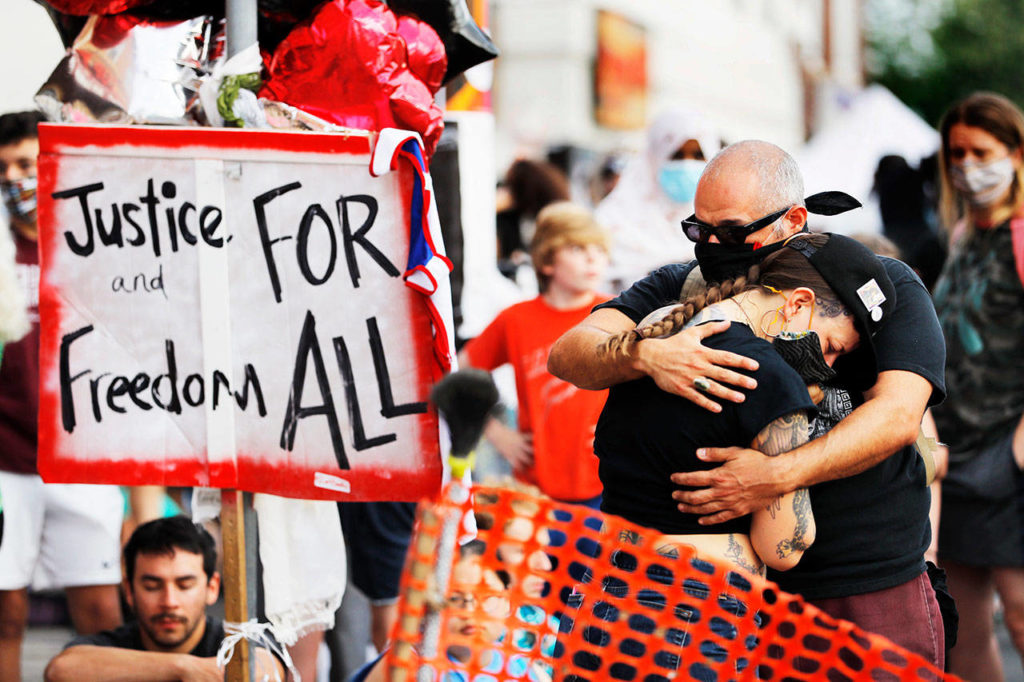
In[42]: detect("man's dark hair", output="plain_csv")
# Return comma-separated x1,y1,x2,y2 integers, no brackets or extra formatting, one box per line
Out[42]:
0,111,45,147
124,515,217,584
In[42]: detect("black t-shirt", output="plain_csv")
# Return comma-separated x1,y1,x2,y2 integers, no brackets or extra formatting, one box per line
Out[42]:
66,616,226,657
596,323,816,535
595,257,947,599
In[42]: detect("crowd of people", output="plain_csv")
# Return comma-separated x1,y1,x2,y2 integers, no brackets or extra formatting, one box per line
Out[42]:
2,87,1024,681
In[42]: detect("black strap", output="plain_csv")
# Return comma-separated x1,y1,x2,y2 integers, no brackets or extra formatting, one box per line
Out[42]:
804,190,862,216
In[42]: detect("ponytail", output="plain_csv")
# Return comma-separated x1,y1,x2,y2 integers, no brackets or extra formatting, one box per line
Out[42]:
603,263,762,358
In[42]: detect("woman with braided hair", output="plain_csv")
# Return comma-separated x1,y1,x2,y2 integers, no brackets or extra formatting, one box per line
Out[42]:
594,232,896,575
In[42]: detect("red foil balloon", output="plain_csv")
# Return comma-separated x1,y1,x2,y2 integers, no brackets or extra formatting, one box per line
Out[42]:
396,14,447,95
261,0,444,156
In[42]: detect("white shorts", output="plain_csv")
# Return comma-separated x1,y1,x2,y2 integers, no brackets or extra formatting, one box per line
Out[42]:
0,471,123,590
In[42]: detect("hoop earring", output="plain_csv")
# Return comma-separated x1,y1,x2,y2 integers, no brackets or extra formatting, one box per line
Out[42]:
760,307,787,338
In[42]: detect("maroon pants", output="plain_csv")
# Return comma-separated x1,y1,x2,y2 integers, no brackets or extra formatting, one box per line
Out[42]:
811,571,945,671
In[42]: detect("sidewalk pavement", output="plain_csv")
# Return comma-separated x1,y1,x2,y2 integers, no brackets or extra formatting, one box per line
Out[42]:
21,602,1024,681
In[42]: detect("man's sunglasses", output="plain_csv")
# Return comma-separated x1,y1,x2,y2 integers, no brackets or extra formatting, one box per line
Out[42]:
680,206,791,245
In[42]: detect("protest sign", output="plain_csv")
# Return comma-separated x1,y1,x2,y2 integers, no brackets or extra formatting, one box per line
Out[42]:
36,124,454,501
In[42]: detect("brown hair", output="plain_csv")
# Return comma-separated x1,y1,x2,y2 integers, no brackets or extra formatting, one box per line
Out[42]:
603,234,844,357
530,202,610,293
504,159,570,218
938,92,1024,233
0,111,44,147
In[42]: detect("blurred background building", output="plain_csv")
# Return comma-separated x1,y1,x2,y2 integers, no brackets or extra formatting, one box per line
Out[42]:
0,0,946,343
490,0,863,164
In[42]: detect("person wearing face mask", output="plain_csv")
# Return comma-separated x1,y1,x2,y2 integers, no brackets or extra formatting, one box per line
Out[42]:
596,232,893,577
549,140,948,667
930,92,1024,681
594,107,720,292
0,111,126,682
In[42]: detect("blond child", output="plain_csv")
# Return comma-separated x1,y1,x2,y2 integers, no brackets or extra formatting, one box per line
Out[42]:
459,202,610,505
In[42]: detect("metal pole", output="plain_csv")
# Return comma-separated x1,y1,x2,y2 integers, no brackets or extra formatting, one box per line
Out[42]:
226,0,258,59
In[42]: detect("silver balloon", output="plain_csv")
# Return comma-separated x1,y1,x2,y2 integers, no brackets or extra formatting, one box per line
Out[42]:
35,14,220,125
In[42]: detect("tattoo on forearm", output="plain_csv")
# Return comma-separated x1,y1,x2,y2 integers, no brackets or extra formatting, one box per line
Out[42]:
725,534,759,574
752,411,811,457
775,489,812,559
619,529,641,546
765,496,782,520
655,544,680,559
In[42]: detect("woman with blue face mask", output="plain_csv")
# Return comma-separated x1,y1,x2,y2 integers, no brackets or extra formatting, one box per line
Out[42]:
931,91,1024,681
595,108,720,292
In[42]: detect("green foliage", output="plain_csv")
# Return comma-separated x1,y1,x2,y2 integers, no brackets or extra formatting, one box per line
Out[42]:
868,0,1024,127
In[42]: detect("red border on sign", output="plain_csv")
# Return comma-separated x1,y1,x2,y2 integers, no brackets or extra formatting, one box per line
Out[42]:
36,124,443,502
39,123,373,157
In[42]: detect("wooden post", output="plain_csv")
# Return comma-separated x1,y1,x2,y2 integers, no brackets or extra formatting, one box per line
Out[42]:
221,489,251,682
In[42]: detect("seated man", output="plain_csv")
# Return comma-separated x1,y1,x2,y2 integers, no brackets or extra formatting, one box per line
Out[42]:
45,516,285,682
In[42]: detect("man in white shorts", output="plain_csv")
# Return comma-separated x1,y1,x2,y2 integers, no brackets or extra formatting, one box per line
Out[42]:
0,111,123,682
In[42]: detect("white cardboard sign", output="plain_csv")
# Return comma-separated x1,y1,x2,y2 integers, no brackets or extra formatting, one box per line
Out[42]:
37,124,453,501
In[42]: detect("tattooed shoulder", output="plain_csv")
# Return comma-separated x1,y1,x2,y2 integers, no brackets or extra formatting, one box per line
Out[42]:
752,411,811,457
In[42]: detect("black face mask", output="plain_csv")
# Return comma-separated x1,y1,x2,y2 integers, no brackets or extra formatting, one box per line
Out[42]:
692,191,862,283
771,330,837,384
694,238,791,283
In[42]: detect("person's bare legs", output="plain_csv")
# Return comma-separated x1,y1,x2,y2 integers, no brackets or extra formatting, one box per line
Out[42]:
288,629,324,682
994,567,1024,664
0,588,29,682
946,561,1003,681
370,603,398,654
64,584,122,635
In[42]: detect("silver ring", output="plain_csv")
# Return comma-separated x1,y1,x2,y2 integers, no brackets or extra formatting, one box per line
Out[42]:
693,377,711,393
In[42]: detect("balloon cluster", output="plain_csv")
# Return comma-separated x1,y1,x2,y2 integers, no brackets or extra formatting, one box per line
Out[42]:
34,0,499,156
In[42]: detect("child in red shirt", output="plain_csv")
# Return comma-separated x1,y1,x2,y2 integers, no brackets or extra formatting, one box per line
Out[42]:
459,203,610,504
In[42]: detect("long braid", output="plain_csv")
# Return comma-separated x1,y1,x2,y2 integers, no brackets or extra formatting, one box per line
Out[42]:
603,263,762,358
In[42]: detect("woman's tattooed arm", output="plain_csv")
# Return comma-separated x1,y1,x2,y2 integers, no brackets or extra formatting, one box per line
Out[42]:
774,488,812,559
749,409,816,570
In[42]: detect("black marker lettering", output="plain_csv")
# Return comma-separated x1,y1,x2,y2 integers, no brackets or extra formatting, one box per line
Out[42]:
106,376,130,414
59,325,94,432
123,203,145,246
52,183,104,256
296,204,337,285
150,340,181,413
280,311,348,468
254,182,302,303
337,195,398,287
333,333,396,451
128,373,152,410
139,179,162,257
199,206,223,247
366,317,427,417
234,364,266,417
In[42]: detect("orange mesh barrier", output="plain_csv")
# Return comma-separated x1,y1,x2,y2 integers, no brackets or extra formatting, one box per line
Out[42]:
387,484,958,682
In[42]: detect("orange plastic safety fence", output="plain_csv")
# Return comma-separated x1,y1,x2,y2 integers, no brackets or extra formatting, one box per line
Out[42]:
387,484,959,682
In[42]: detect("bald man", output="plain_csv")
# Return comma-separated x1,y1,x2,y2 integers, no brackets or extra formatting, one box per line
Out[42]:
548,140,948,667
